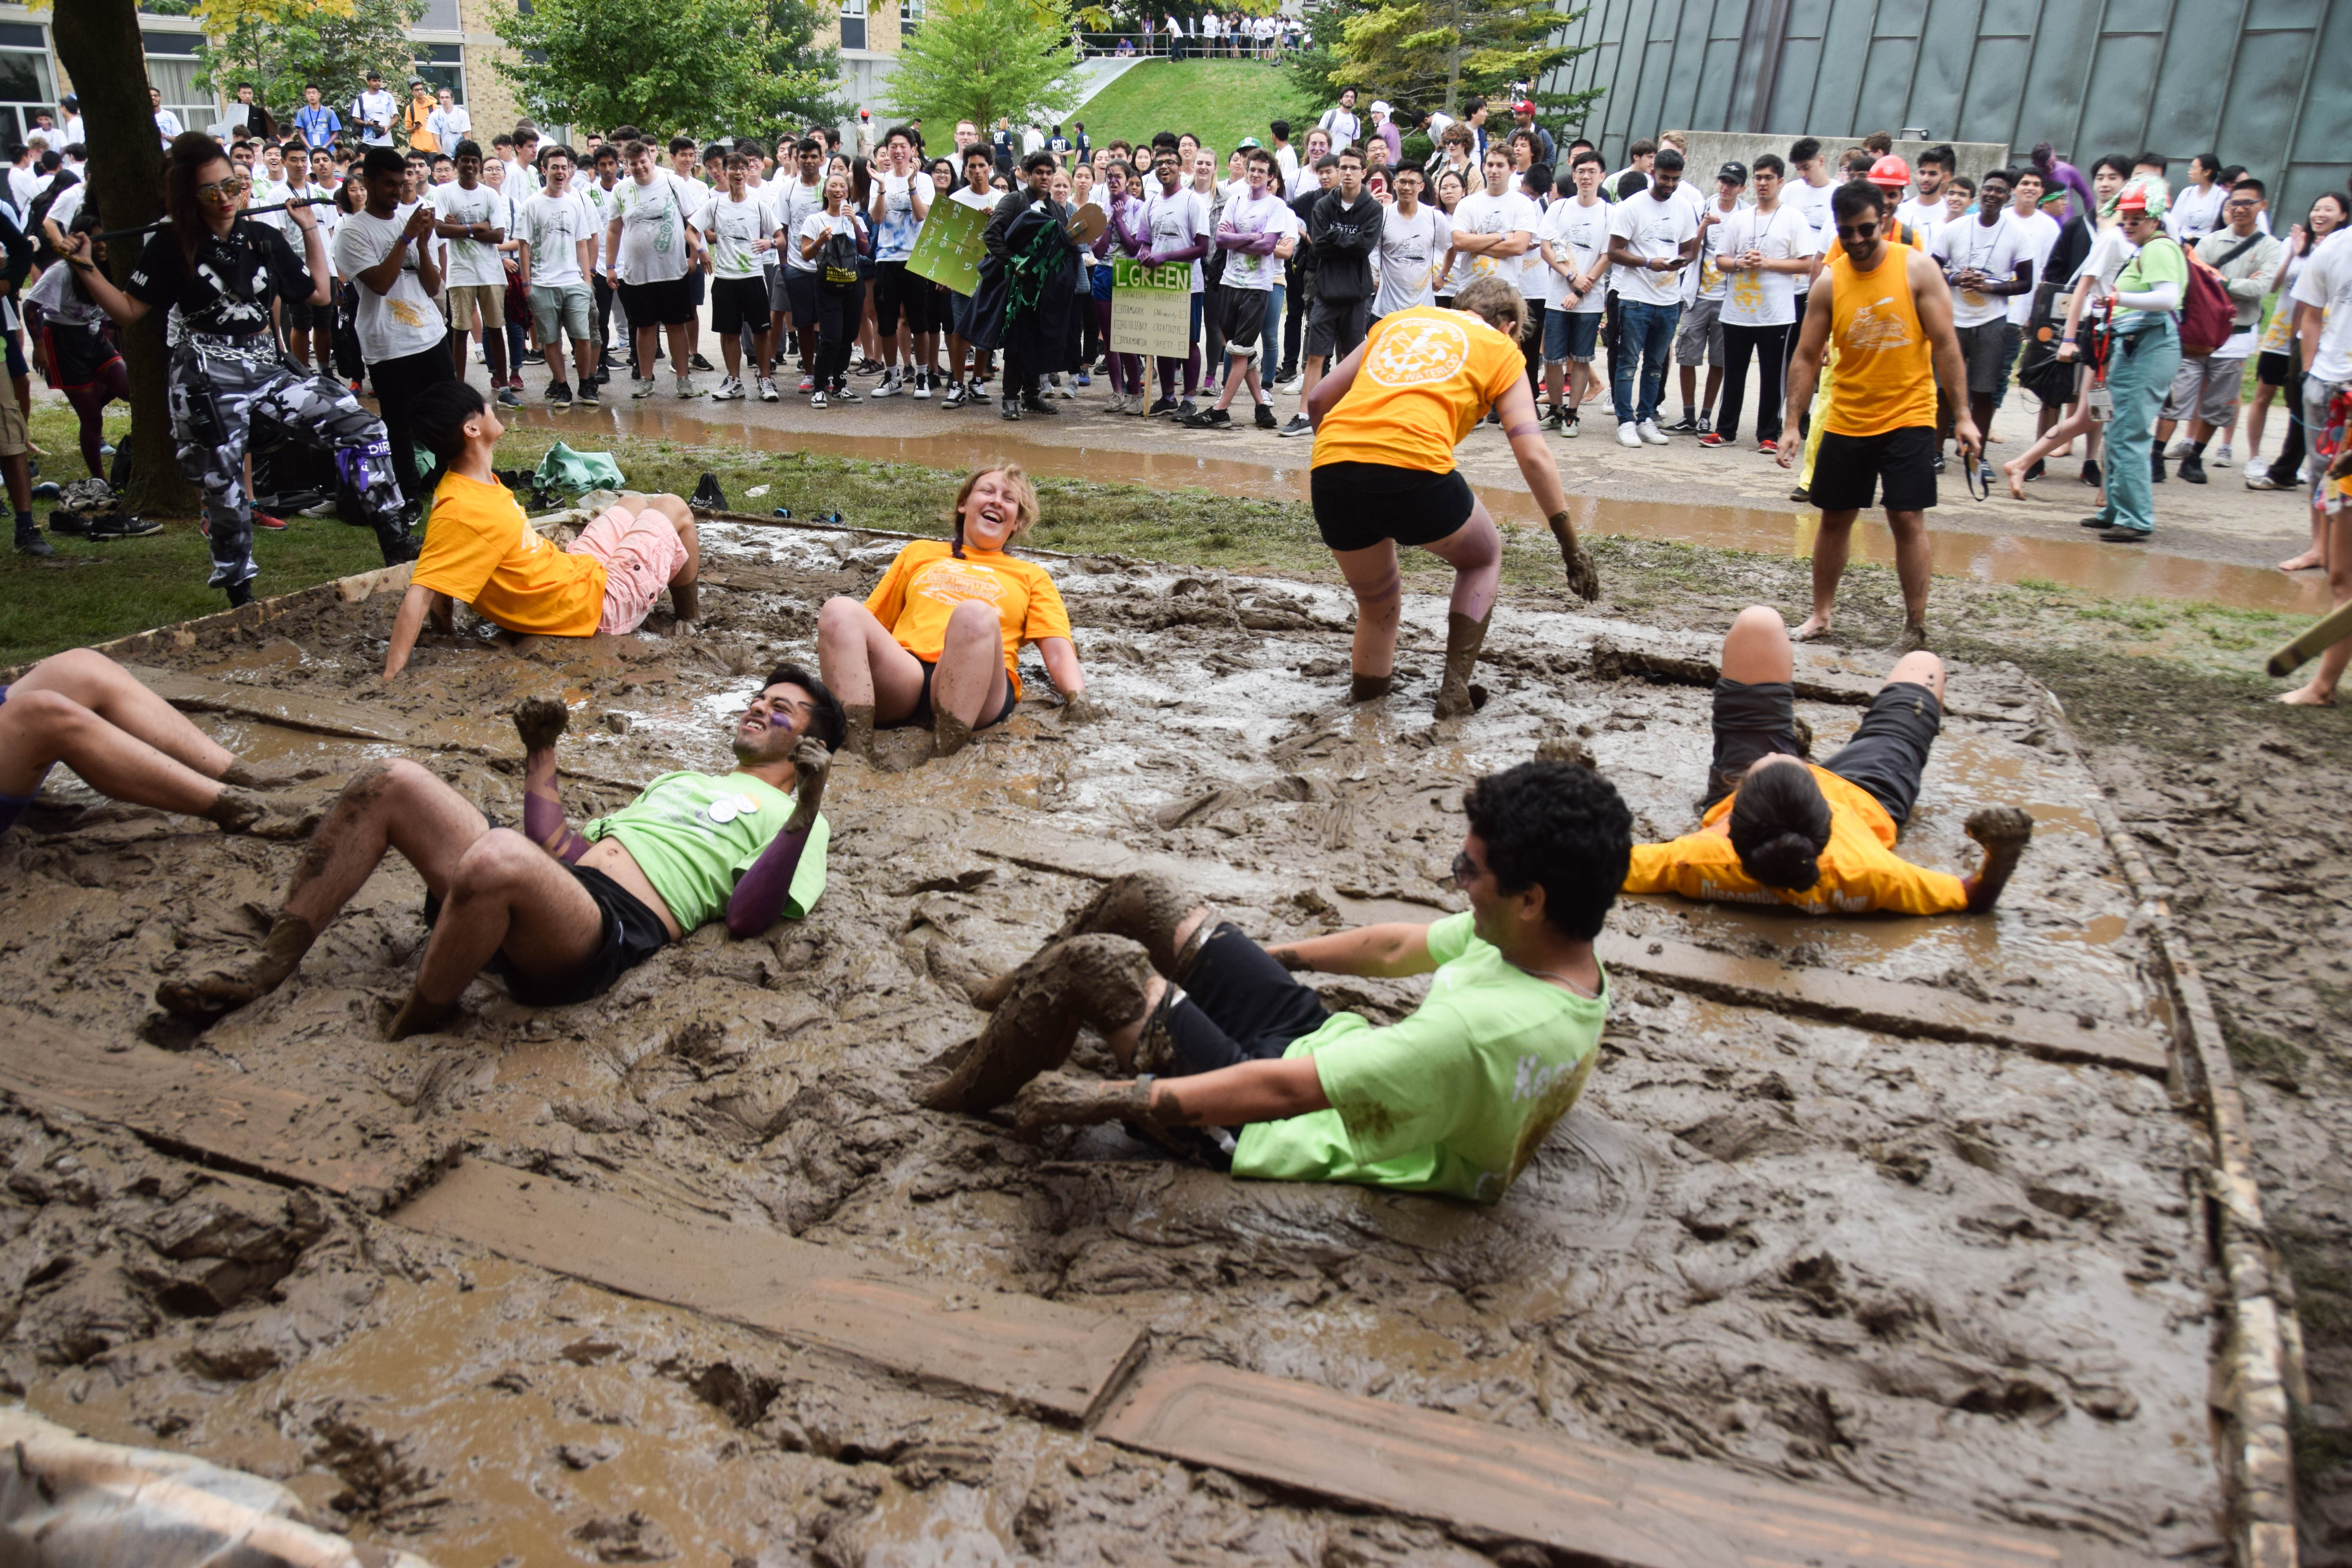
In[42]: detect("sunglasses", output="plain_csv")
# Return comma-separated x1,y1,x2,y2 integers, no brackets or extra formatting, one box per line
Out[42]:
196,177,252,202
1836,221,1879,240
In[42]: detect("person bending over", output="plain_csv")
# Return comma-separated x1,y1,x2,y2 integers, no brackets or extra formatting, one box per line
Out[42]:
384,383,699,679
924,760,1630,1204
1624,606,2032,915
816,465,1087,761
157,668,841,1038
1303,275,1601,719
0,650,299,840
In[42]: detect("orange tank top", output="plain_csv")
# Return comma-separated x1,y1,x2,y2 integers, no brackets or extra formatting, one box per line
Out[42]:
1822,247,1936,436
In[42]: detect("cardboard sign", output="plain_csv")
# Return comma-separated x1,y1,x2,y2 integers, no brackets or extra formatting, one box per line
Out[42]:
907,198,988,296
1110,256,1193,360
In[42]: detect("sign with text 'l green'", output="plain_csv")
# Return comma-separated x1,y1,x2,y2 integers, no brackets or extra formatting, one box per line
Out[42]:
1110,256,1192,361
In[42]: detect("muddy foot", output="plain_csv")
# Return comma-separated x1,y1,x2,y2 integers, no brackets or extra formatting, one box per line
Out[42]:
205,788,321,840
2275,683,2337,707
920,935,1155,1113
1792,615,1832,642
515,695,570,752
1964,804,2035,848
385,989,462,1040
156,967,273,1021
1348,673,1393,704
215,761,288,791
1010,1071,1152,1138
1888,622,1930,655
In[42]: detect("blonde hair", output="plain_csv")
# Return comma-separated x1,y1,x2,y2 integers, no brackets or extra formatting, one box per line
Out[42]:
1451,275,1527,339
949,465,1040,557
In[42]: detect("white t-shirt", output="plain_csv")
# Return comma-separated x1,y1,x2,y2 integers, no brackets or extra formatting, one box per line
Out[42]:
1933,211,2026,328
1607,189,1699,306
426,105,470,146
354,90,396,144
797,209,859,274
1714,202,1818,328
868,169,935,262
432,180,510,288
1893,195,1944,235
2292,230,2352,384
521,190,596,287
2171,181,2228,244
613,171,697,284
44,180,86,236
1693,198,1744,301
777,178,830,272
1452,187,1544,299
580,179,621,270
1319,106,1361,147
330,204,447,362
1374,202,1452,316
1143,185,1212,292
700,188,780,278
1537,196,1612,315
1219,188,1296,290
246,173,292,234
2004,208,2062,325
1784,176,1837,287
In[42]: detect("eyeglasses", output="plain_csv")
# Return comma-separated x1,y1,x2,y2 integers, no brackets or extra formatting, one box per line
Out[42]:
1835,221,1878,240
1451,849,1482,889
195,177,252,203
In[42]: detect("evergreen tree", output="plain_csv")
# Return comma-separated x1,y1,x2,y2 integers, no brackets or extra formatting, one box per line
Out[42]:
887,0,1084,131
1325,0,1598,124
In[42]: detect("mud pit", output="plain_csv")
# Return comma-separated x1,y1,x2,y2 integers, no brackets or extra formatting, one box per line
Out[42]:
0,521,2225,1564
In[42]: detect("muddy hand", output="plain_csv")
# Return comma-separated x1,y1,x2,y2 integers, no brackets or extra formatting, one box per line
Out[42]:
785,735,831,833
1965,804,2034,850
1058,691,1102,726
1010,1071,1155,1138
514,695,570,753
1548,511,1601,602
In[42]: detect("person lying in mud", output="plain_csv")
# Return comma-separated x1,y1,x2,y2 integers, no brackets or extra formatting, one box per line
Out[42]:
157,667,842,1038
816,465,1087,760
0,650,303,840
381,382,701,680
1623,606,2034,915
923,759,1632,1203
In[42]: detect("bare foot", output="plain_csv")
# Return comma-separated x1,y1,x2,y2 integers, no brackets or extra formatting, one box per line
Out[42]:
2002,461,2028,501
1792,614,1832,642
514,694,570,752
2278,551,2325,573
1889,621,1929,655
2276,683,2337,706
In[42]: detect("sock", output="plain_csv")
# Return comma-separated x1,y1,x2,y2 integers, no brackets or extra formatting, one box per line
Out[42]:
2189,438,2210,457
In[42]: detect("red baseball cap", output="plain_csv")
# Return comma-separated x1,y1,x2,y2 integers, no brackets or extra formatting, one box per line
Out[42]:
1513,100,1536,115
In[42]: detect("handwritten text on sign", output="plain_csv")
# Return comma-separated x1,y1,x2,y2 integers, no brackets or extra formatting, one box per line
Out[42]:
1109,257,1192,360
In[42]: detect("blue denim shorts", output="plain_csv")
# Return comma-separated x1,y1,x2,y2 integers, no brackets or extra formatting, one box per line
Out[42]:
1543,307,1601,365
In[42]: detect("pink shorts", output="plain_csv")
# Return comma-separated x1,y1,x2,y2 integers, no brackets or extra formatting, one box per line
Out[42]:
569,506,688,633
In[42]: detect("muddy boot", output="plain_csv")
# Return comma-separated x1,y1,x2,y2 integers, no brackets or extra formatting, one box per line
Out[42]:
1048,873,1204,979
155,912,318,1020
843,702,876,763
1348,672,1393,703
934,706,974,760
920,934,1156,1113
385,987,462,1041
669,579,699,621
1432,611,1492,720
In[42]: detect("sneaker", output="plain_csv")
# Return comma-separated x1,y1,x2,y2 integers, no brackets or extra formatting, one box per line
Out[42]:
520,348,546,365
1183,407,1233,428
943,384,970,409
1278,374,1305,395
1075,371,1092,387
496,387,524,408
252,512,289,531
1148,396,1179,417
1564,412,1581,438
1255,402,1278,430
873,370,902,398
1618,421,1643,448
1666,413,1697,434
912,370,932,399
1539,407,1565,432
2214,441,2235,467
799,375,817,394
1023,393,1062,416
759,377,780,402
46,508,87,536
2244,457,2271,484
2022,458,2043,480
1696,412,1713,435
1699,432,1728,448
1055,378,1075,400
2166,438,2192,459
1104,393,1127,415
2177,452,2207,484
1757,438,1777,454
1277,412,1312,438
1931,451,1946,474
1789,484,1809,503
690,352,716,372
547,381,573,407
86,511,163,541
713,376,745,401
14,527,51,557
2080,458,2101,487
508,373,524,392
1178,399,1198,419
1978,460,1996,492
1002,396,1022,420
577,384,601,406
2098,526,2151,543
675,374,697,399
2079,514,2111,528
810,388,828,408
1637,419,1668,445
831,384,860,403
632,376,659,399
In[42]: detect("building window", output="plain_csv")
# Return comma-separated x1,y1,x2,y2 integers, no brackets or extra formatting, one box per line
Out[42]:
414,41,465,105
840,0,867,51
141,28,210,145
0,22,51,156
900,0,921,34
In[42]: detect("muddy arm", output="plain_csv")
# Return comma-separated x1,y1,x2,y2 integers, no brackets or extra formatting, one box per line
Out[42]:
1264,922,1434,978
1011,1057,1330,1138
512,697,590,863
1959,806,2033,913
382,583,443,680
1037,637,1084,701
724,739,829,938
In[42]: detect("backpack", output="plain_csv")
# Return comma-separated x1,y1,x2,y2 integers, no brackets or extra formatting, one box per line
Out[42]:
2178,243,2236,356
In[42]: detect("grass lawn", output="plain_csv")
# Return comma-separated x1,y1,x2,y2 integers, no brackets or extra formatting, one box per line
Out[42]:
1071,58,1312,158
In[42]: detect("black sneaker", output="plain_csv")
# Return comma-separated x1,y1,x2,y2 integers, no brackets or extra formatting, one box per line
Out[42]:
2023,458,2046,481
1276,412,1312,438
2080,459,2101,487
690,352,716,372
520,348,546,365
496,387,523,408
2177,452,2207,484
1254,402,1278,430
2150,450,2166,483
1183,407,1232,428
1002,396,1023,420
1022,393,1062,416
2079,514,2111,528
15,526,53,557
1931,452,1946,474
47,510,88,536
547,381,574,407
1666,413,1698,434
1539,407,1565,432
1147,396,1178,417
86,511,163,541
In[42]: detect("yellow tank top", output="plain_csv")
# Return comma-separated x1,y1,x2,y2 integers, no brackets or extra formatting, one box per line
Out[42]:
1823,246,1936,436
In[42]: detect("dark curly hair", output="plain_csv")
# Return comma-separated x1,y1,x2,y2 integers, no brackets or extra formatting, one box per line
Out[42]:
1461,759,1632,940
1727,761,1831,890
764,662,847,752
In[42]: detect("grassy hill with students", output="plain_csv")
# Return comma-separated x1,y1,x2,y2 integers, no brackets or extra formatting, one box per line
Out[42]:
1067,58,1314,160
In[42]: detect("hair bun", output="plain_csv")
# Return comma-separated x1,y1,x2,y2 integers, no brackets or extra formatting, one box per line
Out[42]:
1745,832,1821,891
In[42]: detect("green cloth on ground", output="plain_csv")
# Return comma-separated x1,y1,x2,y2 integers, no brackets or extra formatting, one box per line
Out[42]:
581,771,826,930
1229,912,1608,1203
534,442,626,494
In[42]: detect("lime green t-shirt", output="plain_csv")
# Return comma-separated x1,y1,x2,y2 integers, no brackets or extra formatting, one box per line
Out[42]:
1228,912,1608,1203
2115,235,2187,334
581,770,827,931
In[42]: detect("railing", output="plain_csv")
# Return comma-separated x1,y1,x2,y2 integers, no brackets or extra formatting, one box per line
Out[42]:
1073,29,1302,60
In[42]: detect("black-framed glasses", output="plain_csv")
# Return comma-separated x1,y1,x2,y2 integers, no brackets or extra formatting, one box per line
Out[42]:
1451,849,1482,888
1836,221,1878,240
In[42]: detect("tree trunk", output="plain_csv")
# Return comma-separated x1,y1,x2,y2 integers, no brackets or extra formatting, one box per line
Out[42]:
53,0,201,520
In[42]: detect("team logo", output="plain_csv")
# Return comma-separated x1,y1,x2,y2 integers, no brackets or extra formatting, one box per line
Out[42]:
1365,314,1470,387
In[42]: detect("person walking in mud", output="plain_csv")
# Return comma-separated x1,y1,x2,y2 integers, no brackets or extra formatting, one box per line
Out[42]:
920,759,1630,1203
156,671,842,1039
0,651,307,841
815,465,1088,761
1622,606,2034,915
1302,274,1602,720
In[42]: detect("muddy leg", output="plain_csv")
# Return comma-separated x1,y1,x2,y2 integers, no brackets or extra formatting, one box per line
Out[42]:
1796,510,1858,641
920,934,1158,1113
515,697,590,862
1329,539,1401,699
929,601,1007,759
816,595,926,759
1433,610,1492,720
1047,873,1213,980
11,650,239,782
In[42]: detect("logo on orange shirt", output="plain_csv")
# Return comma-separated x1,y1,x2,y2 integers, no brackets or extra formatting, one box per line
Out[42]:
1366,315,1470,387
914,559,1009,608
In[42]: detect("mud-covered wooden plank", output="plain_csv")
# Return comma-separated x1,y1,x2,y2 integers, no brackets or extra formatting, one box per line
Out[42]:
965,813,1271,900
121,664,416,744
1596,934,2169,1076
392,1159,1142,1423
0,1011,440,1208
1097,1361,2157,1568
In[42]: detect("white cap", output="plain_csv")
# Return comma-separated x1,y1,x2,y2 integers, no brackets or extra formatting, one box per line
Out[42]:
1370,100,1391,116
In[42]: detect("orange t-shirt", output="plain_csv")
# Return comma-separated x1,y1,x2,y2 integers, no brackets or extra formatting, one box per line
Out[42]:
1312,305,1527,474
1621,764,1968,916
864,539,1073,698
412,471,606,637
1821,245,1938,436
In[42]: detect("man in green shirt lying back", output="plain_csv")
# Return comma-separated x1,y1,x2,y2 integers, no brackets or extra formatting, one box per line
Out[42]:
924,759,1632,1202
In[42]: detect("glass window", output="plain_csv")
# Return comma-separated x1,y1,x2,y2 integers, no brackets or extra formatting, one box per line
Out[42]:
0,51,51,105
417,0,461,28
900,0,922,33
840,0,866,49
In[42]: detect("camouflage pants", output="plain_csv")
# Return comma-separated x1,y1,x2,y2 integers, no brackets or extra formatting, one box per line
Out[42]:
168,343,408,590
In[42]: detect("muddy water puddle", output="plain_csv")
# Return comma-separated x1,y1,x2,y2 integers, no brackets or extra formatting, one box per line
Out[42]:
0,523,2223,1561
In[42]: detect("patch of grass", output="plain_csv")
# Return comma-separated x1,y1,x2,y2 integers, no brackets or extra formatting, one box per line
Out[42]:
1071,59,1311,158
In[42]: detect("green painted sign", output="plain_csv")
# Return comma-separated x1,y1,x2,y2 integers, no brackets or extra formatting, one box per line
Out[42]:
907,198,988,296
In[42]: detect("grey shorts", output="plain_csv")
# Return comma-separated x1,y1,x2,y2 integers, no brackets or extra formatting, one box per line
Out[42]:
528,282,595,345
1956,318,2010,396
1673,296,1724,367
2161,353,2246,426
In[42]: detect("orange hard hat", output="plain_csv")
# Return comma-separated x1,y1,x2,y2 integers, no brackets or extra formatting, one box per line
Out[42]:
1866,154,1911,189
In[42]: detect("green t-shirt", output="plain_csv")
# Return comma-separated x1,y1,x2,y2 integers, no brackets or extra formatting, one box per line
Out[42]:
1228,912,1608,1203
581,770,826,931
2115,235,2187,334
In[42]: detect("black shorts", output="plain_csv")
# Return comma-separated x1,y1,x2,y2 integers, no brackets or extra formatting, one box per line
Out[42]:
711,275,773,335
687,269,708,307
616,275,697,327
1305,293,1369,360
423,860,669,1007
1810,424,1938,513
896,657,1021,731
1310,461,1476,551
1214,283,1269,358
1706,677,1943,829
1155,921,1332,1165
283,296,316,332
874,261,936,335
2257,350,2292,389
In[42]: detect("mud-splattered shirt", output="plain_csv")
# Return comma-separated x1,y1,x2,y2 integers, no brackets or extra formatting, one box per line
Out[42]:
583,771,828,931
1230,912,1607,1203
863,539,1073,699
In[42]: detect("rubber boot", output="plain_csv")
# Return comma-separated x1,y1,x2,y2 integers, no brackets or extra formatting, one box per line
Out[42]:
669,579,699,621
1348,673,1392,702
1432,610,1492,719
375,519,421,566
843,702,876,762
934,706,973,760
921,935,1156,1112
154,912,319,1020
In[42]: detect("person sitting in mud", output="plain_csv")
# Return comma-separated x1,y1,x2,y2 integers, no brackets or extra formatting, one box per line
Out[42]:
381,382,701,680
1623,605,2033,915
0,650,302,841
157,667,842,1039
815,465,1087,761
922,759,1631,1203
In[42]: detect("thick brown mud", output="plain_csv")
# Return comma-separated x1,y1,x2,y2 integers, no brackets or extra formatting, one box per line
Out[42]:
0,523,2230,1563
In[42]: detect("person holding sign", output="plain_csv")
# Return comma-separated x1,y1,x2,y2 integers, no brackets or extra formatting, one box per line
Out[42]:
1304,276,1603,719
1095,160,1151,412
980,151,1082,419
1140,145,1212,416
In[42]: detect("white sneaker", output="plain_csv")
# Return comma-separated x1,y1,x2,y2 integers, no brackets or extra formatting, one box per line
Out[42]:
631,376,658,398
1278,374,1305,395
872,370,901,397
1617,421,1643,448
2167,438,2193,459
758,377,780,402
1055,378,1075,399
2213,441,2234,467
911,370,932,399
2244,457,2270,484
1106,393,1128,415
674,373,697,398
713,376,744,400
1638,419,1669,445
810,388,827,408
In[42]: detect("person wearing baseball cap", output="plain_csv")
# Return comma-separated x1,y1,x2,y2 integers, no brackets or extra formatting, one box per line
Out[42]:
2079,179,2187,542
1511,100,1553,167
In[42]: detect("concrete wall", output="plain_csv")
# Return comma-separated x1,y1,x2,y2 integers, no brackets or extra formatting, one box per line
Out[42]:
1671,130,2013,192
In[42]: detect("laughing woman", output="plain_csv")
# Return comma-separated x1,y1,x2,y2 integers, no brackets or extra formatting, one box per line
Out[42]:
816,465,1089,760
